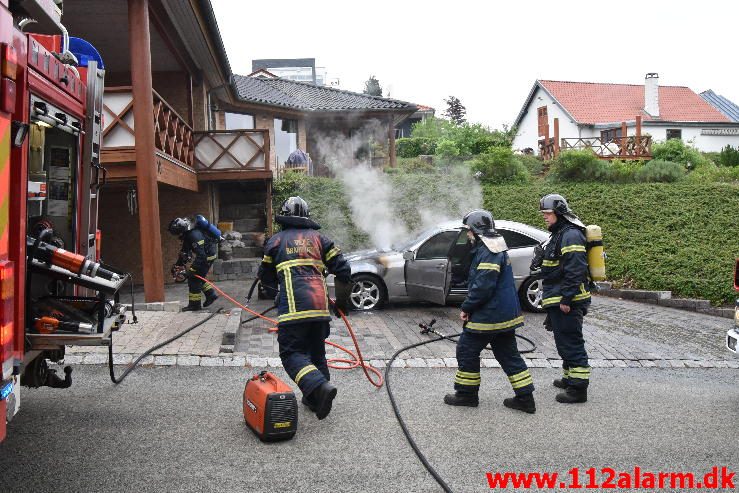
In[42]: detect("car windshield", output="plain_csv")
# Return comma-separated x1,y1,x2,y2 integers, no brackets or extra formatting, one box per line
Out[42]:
392,225,456,252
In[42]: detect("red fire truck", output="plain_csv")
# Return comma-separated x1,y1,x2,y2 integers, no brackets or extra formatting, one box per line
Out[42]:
1,0,128,442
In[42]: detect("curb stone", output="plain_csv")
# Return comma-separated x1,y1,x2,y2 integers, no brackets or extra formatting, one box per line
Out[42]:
57,354,739,369
595,282,733,319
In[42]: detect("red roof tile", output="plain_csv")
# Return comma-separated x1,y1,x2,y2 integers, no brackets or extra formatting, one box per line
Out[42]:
539,80,730,124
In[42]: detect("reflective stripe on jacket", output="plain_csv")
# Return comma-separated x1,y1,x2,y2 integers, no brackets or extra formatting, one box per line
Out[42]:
540,223,591,308
259,223,351,327
461,243,524,334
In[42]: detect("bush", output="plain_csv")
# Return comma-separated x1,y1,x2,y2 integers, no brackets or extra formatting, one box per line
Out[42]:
651,139,709,169
408,117,515,157
517,154,544,176
484,182,739,305
634,159,685,183
603,160,642,183
470,147,530,184
435,139,460,158
548,150,606,181
718,145,739,167
396,137,437,158
396,156,435,173
685,161,739,184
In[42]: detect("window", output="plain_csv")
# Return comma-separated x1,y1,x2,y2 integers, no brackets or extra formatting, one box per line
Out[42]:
600,127,623,143
537,106,548,138
416,231,459,260
499,230,539,249
274,118,298,165
666,129,682,140
224,112,255,130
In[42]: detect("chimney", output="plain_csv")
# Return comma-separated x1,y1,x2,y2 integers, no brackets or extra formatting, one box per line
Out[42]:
644,73,659,117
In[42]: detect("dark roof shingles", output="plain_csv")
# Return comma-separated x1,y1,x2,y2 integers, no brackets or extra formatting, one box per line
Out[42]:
233,75,414,112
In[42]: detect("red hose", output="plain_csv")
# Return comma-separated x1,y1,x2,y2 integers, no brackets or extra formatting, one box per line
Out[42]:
194,275,384,388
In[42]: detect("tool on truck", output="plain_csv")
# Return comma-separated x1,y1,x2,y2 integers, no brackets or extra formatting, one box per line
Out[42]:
0,0,130,443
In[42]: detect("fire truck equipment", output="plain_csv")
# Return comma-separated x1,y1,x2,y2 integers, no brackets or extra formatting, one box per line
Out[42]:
170,264,187,283
33,316,93,334
585,225,606,281
27,235,120,281
243,371,298,442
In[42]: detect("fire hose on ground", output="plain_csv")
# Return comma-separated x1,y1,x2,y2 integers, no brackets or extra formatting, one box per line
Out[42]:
195,275,384,388
106,275,537,493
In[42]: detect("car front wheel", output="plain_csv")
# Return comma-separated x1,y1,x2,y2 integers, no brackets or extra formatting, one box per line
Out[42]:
519,277,544,313
349,274,387,311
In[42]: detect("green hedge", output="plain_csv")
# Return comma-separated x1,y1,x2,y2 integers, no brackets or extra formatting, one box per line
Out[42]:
274,173,738,304
484,183,739,305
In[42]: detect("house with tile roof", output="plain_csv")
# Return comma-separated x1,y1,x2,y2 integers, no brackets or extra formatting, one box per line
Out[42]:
513,74,739,157
216,74,417,176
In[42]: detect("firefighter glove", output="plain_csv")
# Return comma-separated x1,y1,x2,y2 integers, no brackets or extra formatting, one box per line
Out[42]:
333,278,352,317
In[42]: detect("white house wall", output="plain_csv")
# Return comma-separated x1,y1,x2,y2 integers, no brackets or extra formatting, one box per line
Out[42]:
512,86,579,154
642,125,739,152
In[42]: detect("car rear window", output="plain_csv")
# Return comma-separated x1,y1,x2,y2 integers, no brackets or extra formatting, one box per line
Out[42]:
500,229,539,249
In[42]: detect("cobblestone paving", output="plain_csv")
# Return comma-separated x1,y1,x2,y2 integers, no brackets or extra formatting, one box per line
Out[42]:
74,280,737,369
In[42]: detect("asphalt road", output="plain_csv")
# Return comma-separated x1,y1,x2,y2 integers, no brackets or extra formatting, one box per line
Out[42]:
1,366,738,493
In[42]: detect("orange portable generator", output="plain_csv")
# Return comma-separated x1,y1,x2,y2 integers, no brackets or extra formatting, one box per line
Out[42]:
243,371,298,442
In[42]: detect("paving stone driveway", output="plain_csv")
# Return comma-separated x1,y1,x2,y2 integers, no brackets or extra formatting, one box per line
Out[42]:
237,295,737,368
79,280,736,369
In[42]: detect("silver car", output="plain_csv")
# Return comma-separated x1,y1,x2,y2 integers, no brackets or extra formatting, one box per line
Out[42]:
327,220,549,312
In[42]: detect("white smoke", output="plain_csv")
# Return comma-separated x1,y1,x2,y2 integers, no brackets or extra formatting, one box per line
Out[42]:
312,120,483,251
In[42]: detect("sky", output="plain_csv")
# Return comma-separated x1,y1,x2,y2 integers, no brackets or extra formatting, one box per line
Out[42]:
211,0,739,130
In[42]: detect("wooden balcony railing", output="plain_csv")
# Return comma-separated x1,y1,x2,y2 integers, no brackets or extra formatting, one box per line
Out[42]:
102,86,194,168
153,90,193,167
560,136,652,159
193,130,269,173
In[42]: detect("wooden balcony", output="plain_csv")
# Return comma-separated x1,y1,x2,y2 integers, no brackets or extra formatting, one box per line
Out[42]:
193,130,271,181
102,86,198,190
539,135,652,160
101,88,273,188
560,136,652,159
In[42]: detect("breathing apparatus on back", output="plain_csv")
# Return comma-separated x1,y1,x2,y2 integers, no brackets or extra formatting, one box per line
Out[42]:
194,214,225,242
534,194,606,282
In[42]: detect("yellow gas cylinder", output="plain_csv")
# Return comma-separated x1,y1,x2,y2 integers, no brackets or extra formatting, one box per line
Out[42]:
585,225,606,281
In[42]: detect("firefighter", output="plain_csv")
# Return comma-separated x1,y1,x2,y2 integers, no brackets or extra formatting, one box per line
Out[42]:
258,196,351,420
168,217,219,312
538,193,591,404
444,209,536,414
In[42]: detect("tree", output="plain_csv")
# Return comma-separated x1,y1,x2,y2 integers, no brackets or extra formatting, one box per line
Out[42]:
443,96,466,125
363,75,383,96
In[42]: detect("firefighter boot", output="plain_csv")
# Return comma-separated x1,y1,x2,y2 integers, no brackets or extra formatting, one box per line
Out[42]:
553,378,568,389
311,382,338,420
203,290,219,308
443,392,479,407
556,387,588,404
301,395,317,413
181,300,202,312
503,393,536,414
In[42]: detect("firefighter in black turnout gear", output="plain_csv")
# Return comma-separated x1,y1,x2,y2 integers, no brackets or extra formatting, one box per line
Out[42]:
258,196,352,420
168,217,219,311
444,210,536,414
537,194,591,404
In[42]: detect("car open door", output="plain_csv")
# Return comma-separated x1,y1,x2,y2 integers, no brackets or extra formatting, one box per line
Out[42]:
404,230,459,305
